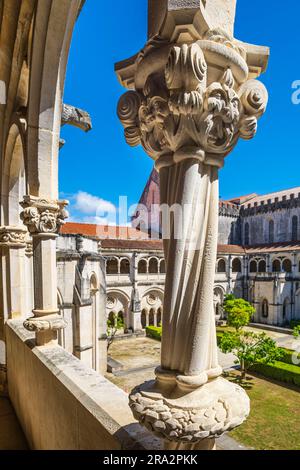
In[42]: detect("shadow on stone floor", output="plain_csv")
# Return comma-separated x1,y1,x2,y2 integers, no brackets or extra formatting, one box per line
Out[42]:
0,396,28,450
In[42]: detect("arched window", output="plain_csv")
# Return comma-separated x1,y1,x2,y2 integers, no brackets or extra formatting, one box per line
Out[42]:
138,259,147,274
108,311,116,325
157,308,162,327
244,223,250,246
217,259,226,273
149,309,155,326
106,258,118,275
282,259,292,273
269,220,274,244
117,311,124,326
160,259,166,274
272,259,281,273
262,299,269,318
120,258,130,274
232,258,242,273
141,310,147,329
258,260,266,273
250,260,257,273
149,258,158,274
292,216,298,242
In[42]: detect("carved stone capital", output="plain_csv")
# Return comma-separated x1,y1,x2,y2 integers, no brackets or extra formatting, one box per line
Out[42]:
23,314,67,333
129,377,250,444
117,38,268,165
0,226,27,248
20,196,69,235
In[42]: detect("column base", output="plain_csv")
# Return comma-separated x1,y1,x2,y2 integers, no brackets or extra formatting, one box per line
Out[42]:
129,376,250,446
23,314,67,346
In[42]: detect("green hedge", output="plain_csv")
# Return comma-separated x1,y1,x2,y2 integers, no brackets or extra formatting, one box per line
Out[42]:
290,320,300,329
146,326,162,341
251,361,300,387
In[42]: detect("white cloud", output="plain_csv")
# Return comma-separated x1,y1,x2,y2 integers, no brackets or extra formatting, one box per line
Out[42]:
73,191,116,215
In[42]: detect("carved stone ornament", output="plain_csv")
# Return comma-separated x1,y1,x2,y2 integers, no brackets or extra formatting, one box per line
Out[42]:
130,376,249,443
0,226,27,247
117,41,268,166
24,314,67,333
20,196,69,234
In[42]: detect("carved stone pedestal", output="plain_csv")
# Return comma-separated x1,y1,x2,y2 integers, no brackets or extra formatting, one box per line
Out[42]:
130,376,249,447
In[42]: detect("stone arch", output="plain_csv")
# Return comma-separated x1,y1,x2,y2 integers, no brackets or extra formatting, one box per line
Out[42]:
232,258,242,273
106,257,119,275
249,260,257,273
258,259,266,273
149,257,159,274
120,257,130,274
106,289,130,329
217,258,226,273
26,0,82,198
141,288,164,326
138,258,147,274
1,121,27,225
149,309,155,326
160,259,166,274
282,258,292,273
157,307,162,326
141,310,147,329
272,259,281,273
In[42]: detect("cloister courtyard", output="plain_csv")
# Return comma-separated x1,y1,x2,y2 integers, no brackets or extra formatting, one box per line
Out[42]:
106,332,300,451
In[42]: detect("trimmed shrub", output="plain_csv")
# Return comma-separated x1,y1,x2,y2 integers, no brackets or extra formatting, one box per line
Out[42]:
290,320,300,329
252,361,300,387
146,326,162,341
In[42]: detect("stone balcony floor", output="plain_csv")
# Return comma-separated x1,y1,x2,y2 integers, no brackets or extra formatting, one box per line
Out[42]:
0,396,28,450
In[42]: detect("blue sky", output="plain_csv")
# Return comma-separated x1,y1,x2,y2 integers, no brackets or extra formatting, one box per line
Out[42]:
60,0,300,225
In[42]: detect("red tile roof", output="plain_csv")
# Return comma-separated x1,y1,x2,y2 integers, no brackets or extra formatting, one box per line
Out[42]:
245,242,300,254
61,222,149,240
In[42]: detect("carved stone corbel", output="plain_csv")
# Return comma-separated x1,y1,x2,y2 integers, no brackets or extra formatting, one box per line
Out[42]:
20,196,69,235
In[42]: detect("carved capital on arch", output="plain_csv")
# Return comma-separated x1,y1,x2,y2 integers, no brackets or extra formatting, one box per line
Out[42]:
117,37,268,165
20,196,69,235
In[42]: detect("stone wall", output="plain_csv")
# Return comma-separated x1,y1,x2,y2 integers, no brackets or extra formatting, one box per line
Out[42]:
6,320,161,450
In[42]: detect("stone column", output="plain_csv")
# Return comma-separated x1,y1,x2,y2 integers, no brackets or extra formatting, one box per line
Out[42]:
20,196,68,346
0,226,28,319
130,253,143,332
116,0,269,449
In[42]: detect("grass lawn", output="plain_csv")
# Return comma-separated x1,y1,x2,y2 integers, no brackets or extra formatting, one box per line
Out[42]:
228,372,300,450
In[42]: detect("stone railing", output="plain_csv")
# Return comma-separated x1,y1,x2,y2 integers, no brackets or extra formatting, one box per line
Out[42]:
6,320,161,450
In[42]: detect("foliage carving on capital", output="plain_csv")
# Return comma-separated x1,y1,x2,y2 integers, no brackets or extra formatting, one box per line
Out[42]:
117,40,268,163
20,197,69,234
0,226,27,247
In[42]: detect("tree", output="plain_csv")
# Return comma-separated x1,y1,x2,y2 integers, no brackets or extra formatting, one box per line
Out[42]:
220,330,284,379
223,296,255,331
293,325,300,339
107,314,124,351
